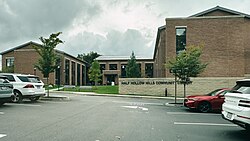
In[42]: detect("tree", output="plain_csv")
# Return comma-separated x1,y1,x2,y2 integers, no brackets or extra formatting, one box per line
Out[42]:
77,51,101,65
166,45,207,97
88,60,101,86
126,52,141,78
33,32,63,97
0,66,14,73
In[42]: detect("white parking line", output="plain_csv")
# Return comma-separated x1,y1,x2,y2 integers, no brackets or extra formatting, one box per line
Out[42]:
174,122,238,127
122,106,149,111
0,134,7,138
167,112,219,116
5,103,41,107
0,112,4,115
113,101,163,106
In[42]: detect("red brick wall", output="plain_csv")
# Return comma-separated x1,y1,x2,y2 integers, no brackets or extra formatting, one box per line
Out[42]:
154,29,166,77
164,17,248,77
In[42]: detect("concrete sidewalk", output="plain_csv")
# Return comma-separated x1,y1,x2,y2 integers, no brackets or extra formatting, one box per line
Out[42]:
48,89,185,101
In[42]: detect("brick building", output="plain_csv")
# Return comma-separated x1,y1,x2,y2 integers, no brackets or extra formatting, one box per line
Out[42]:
96,56,154,85
1,41,88,85
154,6,250,78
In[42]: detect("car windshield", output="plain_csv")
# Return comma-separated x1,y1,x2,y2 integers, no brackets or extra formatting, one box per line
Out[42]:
207,89,221,96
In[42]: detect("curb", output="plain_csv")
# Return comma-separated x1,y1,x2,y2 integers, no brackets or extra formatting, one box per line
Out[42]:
40,95,70,101
50,90,185,101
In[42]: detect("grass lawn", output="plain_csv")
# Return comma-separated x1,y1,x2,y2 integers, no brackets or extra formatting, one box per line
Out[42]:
62,85,119,94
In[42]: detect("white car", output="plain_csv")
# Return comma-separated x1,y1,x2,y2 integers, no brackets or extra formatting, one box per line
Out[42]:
0,73,46,103
222,79,250,131
0,76,13,106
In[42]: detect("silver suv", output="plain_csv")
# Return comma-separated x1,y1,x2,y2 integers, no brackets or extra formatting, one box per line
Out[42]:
0,73,46,103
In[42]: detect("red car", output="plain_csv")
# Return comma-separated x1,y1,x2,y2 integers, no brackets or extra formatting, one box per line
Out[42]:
184,88,231,112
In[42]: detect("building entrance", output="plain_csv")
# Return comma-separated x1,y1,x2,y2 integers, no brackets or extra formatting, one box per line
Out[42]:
106,74,117,85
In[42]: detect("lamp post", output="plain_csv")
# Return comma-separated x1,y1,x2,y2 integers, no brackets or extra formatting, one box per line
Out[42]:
57,65,60,91
34,67,36,75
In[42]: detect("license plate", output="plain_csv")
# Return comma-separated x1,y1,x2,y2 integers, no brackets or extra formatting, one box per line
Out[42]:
226,112,233,120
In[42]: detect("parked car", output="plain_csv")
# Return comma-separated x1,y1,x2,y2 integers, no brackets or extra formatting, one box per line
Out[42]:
0,76,13,106
222,79,250,131
0,73,46,103
184,88,231,112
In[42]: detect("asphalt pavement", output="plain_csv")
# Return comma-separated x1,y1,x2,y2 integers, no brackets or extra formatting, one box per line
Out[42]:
0,92,249,141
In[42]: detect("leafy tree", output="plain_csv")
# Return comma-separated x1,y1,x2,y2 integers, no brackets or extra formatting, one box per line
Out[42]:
166,45,207,97
88,60,101,86
126,52,141,78
0,66,14,73
77,51,101,65
33,32,63,97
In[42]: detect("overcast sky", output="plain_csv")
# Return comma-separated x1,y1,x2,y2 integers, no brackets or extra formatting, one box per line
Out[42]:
1,0,250,69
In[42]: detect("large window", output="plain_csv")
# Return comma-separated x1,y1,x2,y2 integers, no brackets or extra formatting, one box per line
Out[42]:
65,59,70,85
145,63,153,78
71,62,76,85
82,65,86,85
176,27,186,54
100,64,106,73
6,57,14,67
77,64,81,86
109,64,117,70
121,64,127,78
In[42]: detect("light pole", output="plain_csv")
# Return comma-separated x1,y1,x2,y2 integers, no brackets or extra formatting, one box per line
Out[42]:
57,65,60,91
34,67,36,75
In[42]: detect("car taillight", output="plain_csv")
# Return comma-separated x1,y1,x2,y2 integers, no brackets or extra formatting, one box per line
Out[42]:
23,84,34,88
238,100,250,108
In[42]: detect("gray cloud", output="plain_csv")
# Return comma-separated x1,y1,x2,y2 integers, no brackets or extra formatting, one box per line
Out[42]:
0,0,102,46
60,29,153,58
2,0,250,71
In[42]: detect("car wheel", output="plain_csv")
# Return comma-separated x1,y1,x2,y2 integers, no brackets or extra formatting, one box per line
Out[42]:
198,101,211,113
12,90,23,103
29,96,40,102
245,124,250,132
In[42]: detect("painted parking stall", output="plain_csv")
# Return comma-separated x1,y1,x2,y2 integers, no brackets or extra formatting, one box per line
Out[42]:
0,134,7,139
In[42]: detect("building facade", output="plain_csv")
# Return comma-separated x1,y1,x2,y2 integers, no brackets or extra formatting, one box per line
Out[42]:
154,6,250,78
97,56,154,85
1,41,88,85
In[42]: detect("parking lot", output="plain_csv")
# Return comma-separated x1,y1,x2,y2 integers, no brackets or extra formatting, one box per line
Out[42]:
0,93,249,141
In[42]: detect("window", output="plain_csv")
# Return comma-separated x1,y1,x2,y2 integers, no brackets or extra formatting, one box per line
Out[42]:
71,62,76,85
176,27,186,54
77,64,81,86
65,59,70,85
3,75,15,82
145,63,153,78
27,76,41,83
137,63,141,73
17,76,30,82
100,64,106,73
109,64,117,70
6,57,14,67
82,65,86,85
121,64,127,78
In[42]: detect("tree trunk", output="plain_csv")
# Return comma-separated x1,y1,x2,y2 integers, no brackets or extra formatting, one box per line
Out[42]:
184,83,186,98
47,77,49,97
